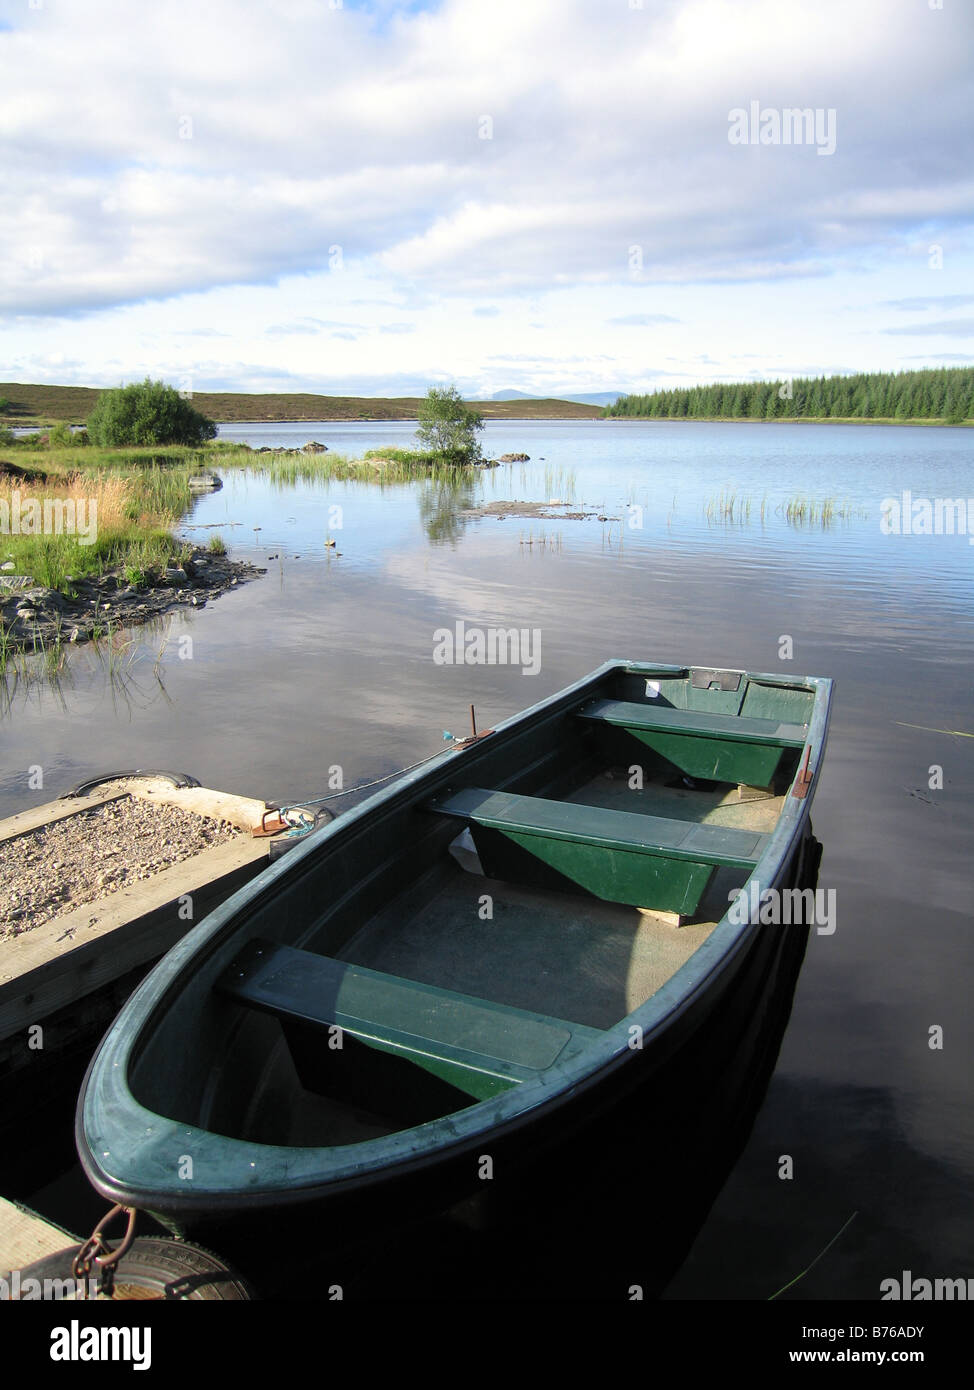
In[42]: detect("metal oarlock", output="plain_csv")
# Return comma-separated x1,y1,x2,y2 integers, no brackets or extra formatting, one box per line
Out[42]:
450,703,495,751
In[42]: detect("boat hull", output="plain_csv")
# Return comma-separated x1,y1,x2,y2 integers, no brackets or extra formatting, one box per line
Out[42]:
75,660,833,1262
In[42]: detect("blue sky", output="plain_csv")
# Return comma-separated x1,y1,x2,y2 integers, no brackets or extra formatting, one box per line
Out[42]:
1,0,972,398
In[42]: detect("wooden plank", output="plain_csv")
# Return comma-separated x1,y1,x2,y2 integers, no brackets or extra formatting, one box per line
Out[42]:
0,1197,77,1275
0,792,128,847
0,835,270,1043
126,783,269,832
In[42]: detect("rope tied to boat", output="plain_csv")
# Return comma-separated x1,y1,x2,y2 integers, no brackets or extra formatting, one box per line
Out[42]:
266,705,495,828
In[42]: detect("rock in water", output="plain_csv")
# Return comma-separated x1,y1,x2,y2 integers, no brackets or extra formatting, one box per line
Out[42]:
187,471,223,492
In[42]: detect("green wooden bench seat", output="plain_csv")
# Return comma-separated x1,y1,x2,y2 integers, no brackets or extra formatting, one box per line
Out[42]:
217,939,602,1114
576,698,808,786
428,786,768,917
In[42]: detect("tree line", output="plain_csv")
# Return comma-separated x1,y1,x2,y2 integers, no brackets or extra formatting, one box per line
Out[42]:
604,367,973,423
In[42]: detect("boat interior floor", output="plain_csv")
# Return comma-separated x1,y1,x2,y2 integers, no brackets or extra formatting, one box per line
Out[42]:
337,768,784,1032
211,767,786,1148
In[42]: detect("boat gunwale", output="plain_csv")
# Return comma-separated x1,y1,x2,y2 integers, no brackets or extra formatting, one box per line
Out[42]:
75,660,833,1213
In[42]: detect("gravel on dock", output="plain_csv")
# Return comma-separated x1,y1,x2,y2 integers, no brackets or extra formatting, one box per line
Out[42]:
2,795,241,938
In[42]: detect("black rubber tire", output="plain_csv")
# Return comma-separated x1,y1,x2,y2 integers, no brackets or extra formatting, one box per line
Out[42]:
63,770,200,797
9,1237,256,1300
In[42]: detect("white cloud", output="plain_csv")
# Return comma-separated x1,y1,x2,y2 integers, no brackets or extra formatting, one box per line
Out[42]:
1,0,972,319
0,0,972,392
884,319,974,338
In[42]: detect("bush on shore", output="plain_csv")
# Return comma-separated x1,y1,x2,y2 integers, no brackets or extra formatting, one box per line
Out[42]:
87,379,218,447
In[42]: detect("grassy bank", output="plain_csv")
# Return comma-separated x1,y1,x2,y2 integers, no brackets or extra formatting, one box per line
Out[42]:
0,382,602,426
1,445,200,591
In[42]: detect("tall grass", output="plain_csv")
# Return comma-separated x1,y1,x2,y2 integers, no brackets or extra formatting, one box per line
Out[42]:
704,491,751,524
215,446,477,487
1,466,190,592
704,490,865,528
781,495,862,526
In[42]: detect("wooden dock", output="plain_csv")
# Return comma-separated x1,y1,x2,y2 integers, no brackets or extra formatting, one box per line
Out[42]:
0,777,283,1077
0,1196,77,1277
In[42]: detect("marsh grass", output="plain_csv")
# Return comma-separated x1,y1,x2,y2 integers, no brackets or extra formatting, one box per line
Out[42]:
541,465,577,501
0,610,151,704
361,447,440,469
1,454,194,593
518,528,563,552
205,445,472,487
0,615,68,684
704,490,752,525
780,495,864,526
704,490,865,528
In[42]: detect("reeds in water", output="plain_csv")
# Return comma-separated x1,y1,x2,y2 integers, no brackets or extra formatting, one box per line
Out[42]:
703,490,864,529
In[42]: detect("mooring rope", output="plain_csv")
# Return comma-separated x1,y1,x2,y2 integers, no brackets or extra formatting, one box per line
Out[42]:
276,746,452,815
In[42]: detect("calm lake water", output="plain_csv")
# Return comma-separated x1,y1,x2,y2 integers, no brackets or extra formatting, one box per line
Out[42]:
2,419,973,1300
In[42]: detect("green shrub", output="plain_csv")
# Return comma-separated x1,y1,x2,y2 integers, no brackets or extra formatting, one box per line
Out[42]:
87,379,218,447
48,421,74,448
416,385,484,463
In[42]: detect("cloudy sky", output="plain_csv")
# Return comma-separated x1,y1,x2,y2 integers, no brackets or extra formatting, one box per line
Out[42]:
1,0,972,399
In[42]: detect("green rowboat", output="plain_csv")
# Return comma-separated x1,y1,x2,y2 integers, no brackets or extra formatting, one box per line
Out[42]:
76,660,832,1249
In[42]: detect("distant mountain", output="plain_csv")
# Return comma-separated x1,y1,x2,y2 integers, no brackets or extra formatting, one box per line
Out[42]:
490,388,624,406
559,391,625,407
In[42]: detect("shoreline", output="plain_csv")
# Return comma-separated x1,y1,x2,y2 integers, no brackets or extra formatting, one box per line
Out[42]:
9,414,972,431
598,415,973,427
8,412,598,432
1,550,265,662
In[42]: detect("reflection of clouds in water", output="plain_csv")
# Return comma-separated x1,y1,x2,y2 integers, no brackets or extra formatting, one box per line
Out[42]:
381,544,577,627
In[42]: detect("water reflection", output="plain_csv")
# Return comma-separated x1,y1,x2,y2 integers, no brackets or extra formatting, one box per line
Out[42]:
1,617,177,723
416,474,478,546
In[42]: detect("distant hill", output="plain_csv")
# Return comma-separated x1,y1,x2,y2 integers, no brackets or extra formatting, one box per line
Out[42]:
491,388,623,406
0,383,602,425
